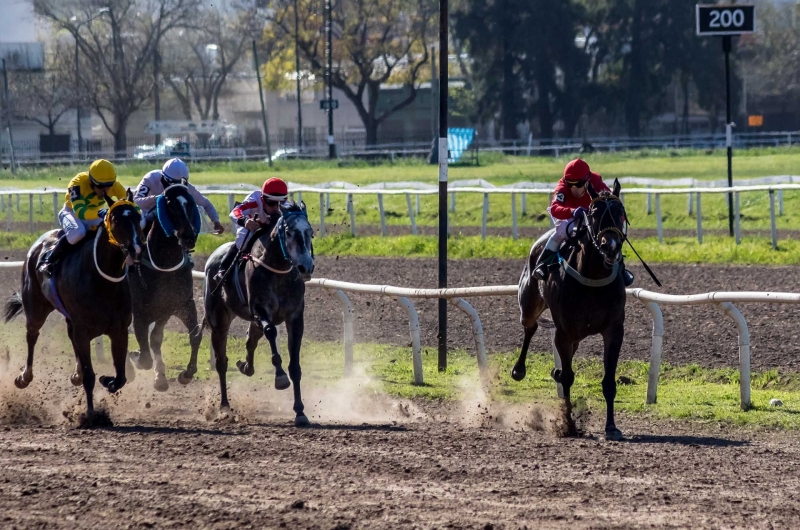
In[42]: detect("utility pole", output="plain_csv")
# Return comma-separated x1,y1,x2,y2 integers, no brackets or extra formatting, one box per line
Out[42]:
325,0,336,158
294,0,303,151
724,35,734,237
437,0,448,371
252,40,273,167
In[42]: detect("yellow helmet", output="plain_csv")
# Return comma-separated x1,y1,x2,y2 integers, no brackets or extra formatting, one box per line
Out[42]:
88,159,117,187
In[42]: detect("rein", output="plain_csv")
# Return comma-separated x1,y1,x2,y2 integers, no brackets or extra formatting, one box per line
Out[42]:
94,225,127,283
583,194,626,267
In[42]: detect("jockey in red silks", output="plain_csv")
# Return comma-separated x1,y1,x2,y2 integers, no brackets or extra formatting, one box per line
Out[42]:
213,177,289,282
533,158,634,286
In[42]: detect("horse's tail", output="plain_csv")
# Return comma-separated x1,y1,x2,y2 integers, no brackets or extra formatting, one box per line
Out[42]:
4,292,23,323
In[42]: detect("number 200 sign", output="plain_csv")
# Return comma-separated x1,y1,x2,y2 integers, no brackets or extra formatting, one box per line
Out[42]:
696,4,755,36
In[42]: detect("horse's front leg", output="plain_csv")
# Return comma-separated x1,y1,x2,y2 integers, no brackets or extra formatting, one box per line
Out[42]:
236,321,262,377
99,326,129,394
253,307,289,391
149,317,170,392
177,298,202,385
551,328,577,435
601,323,625,441
285,312,308,427
130,317,154,371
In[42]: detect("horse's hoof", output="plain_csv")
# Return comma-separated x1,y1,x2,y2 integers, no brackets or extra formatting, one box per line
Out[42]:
177,370,194,385
100,376,124,393
236,360,255,377
605,427,624,441
14,374,30,389
220,403,231,414
295,414,310,427
275,375,291,390
511,367,526,381
131,351,153,371
550,368,562,383
70,372,83,387
154,375,169,392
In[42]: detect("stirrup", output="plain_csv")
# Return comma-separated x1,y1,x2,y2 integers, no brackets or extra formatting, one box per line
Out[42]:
533,264,549,281
213,268,228,282
622,269,635,287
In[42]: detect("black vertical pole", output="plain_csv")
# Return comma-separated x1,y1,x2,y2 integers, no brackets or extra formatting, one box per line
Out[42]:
723,35,734,237
326,0,336,158
74,41,83,156
252,40,273,167
437,0,448,371
294,0,303,151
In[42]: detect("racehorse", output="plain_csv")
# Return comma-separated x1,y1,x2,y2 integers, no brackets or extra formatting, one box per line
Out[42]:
4,191,144,420
513,180,627,440
129,183,203,391
201,201,315,426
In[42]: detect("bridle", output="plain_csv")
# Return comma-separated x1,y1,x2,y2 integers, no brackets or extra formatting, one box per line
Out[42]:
97,201,141,283
581,194,627,267
271,209,314,268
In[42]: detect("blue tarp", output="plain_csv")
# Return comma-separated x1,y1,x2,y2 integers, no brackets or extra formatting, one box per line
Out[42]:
447,128,475,163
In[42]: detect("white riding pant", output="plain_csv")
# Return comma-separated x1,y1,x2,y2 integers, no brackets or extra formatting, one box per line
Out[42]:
58,206,101,245
234,226,250,249
544,213,574,252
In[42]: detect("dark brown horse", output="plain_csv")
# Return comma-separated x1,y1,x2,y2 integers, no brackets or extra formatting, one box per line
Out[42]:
4,191,144,420
201,201,315,426
514,180,627,440
128,183,202,391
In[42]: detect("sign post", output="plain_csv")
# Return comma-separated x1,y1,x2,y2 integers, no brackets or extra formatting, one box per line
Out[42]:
696,4,755,237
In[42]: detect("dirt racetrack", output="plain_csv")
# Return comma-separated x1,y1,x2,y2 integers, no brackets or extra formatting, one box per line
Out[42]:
1,404,800,529
1,255,800,527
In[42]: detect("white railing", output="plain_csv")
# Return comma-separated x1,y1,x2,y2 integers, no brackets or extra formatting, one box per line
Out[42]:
2,177,796,247
0,259,792,410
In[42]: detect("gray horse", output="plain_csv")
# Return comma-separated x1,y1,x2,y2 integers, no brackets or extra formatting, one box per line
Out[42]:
200,201,315,426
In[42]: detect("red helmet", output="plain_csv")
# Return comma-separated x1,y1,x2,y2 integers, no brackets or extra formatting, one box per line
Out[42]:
563,158,591,184
261,177,288,201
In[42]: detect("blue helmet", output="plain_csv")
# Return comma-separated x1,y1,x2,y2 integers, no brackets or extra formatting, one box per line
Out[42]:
162,158,189,184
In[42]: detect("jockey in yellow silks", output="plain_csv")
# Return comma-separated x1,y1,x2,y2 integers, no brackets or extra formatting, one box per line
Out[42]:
38,159,130,275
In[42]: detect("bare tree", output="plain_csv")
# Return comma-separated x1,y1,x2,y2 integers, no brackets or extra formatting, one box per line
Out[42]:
161,4,258,126
34,0,200,154
9,40,76,138
267,0,435,145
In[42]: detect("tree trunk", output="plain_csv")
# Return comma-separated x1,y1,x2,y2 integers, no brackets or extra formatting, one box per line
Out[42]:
366,120,379,145
682,75,690,135
501,28,518,140
114,114,128,157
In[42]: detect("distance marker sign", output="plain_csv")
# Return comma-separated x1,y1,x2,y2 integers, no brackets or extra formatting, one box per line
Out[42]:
696,4,755,36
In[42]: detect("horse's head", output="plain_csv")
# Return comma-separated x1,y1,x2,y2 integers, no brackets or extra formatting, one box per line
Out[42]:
585,179,626,266
271,201,315,281
104,189,145,265
161,182,199,251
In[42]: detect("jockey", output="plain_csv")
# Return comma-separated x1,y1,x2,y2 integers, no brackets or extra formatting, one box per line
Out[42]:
133,158,224,233
213,177,289,282
38,159,128,275
533,158,634,286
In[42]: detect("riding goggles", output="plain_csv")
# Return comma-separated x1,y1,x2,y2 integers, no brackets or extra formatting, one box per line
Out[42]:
566,179,588,189
89,174,115,188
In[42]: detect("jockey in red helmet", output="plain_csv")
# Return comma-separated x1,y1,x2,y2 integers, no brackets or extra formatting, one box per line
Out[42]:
533,159,634,286
213,177,289,282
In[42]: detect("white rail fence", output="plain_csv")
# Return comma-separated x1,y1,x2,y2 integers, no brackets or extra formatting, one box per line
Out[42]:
0,260,793,410
2,176,799,248
0,176,800,245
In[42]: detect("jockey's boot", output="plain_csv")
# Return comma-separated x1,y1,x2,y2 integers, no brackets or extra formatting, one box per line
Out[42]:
213,244,240,283
620,259,635,287
37,236,72,276
532,248,558,281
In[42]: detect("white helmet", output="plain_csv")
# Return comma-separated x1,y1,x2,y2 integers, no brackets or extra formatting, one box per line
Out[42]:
162,158,189,183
